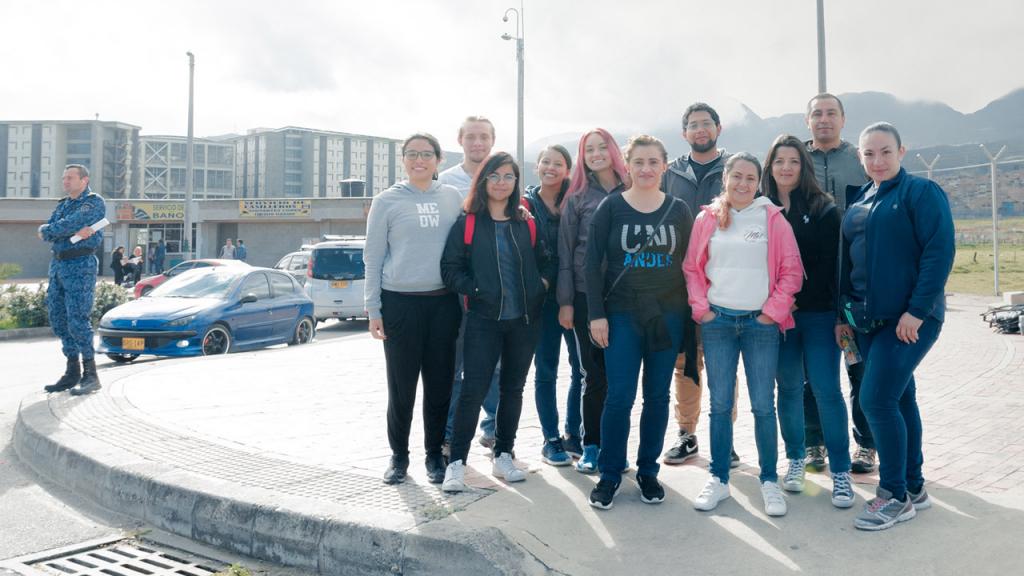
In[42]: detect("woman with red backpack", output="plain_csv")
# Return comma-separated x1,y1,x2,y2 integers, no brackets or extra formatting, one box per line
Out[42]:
439,151,555,492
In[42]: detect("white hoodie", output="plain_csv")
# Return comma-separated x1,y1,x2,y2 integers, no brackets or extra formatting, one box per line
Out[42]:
706,196,773,312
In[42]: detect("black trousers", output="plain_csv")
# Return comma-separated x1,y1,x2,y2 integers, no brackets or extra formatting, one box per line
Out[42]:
381,290,462,459
571,290,607,446
449,312,542,464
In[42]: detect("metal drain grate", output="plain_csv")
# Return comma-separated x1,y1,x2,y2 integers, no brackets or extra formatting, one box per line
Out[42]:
10,538,226,576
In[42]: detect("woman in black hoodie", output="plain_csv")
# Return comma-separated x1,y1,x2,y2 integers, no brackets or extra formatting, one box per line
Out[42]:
440,152,554,492
763,134,854,509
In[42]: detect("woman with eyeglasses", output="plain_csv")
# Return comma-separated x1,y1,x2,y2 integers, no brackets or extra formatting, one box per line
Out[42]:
439,152,554,492
557,128,630,474
364,133,465,486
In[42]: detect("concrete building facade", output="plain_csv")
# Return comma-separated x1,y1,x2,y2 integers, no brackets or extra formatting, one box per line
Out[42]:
140,135,235,200
1,120,141,199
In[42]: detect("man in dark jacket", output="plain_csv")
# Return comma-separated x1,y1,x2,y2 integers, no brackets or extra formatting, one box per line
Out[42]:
661,103,738,466
803,93,874,474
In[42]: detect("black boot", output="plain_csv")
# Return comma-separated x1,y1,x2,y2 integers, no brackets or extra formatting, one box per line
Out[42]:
44,357,81,393
71,358,101,396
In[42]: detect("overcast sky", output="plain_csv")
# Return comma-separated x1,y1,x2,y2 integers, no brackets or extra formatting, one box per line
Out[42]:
4,0,1021,153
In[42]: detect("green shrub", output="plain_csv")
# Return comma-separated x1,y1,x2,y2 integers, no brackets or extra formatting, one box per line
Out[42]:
0,263,21,280
91,282,131,326
2,283,48,328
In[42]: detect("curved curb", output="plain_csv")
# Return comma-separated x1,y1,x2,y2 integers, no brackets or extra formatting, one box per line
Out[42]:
14,395,546,575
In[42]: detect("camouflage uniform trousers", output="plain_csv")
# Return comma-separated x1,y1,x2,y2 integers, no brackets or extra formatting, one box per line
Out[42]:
47,255,98,360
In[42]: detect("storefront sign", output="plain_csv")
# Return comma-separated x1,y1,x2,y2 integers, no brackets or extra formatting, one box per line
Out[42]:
116,201,185,221
239,199,312,218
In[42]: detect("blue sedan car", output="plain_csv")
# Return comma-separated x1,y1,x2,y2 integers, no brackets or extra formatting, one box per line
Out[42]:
97,266,316,362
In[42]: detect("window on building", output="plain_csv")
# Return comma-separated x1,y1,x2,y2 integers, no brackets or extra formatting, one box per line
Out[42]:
194,146,206,163
66,126,91,140
170,168,186,189
170,143,186,162
66,143,90,155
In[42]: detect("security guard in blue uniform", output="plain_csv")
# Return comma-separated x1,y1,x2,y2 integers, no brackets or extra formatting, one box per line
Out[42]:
39,164,107,395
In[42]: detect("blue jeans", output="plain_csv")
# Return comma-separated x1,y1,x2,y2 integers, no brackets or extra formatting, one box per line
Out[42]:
533,297,583,441
598,311,683,483
446,312,499,440
701,307,780,484
449,313,542,464
857,317,941,500
776,310,851,473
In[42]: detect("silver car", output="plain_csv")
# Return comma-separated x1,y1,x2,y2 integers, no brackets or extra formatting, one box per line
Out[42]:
301,239,366,321
274,250,311,286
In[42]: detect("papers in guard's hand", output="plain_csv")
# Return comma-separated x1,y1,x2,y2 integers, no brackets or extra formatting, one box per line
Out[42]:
70,218,110,244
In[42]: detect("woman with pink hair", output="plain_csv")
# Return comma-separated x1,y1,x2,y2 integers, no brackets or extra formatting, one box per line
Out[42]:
556,128,630,473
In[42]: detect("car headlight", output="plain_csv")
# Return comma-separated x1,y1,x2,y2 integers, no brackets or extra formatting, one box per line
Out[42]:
99,315,113,328
164,314,196,328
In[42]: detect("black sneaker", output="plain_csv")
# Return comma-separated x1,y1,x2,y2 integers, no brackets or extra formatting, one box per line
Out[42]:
589,479,620,510
383,455,409,485
637,474,665,504
730,449,741,469
663,430,699,464
805,445,827,472
425,453,446,484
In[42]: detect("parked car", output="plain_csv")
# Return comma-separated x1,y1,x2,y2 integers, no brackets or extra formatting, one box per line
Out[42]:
98,266,315,362
134,258,250,298
273,250,311,286
303,238,367,322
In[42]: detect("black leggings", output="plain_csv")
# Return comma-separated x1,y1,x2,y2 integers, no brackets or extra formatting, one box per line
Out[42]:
381,290,462,458
571,291,607,446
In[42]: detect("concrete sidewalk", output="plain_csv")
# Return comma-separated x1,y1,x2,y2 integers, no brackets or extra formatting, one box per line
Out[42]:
13,294,1024,575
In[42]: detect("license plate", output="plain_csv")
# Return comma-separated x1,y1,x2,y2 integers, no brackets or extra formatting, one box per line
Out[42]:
330,280,349,288
122,337,145,350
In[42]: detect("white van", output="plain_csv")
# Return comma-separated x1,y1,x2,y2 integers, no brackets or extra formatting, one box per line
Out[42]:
303,238,367,321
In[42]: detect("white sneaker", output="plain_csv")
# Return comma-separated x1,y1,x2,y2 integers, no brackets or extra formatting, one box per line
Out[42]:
442,460,467,493
783,458,805,493
762,481,788,517
694,476,730,511
492,452,526,482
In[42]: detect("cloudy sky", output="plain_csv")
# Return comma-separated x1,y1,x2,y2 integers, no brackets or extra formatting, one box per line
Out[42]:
4,0,1021,152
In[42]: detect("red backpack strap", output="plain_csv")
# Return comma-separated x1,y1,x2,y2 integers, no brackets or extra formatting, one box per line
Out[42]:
463,213,476,245
520,198,536,246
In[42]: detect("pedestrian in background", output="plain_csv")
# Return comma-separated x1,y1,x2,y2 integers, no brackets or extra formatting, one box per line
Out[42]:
147,244,156,274
110,246,125,286
440,151,554,492
154,239,166,273
557,128,630,474
364,133,463,486
584,135,692,509
685,152,803,517
39,164,106,395
220,238,235,259
843,122,955,531
763,134,854,509
235,239,247,262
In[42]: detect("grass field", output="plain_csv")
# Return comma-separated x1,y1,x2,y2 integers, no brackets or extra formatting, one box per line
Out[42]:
949,218,1024,295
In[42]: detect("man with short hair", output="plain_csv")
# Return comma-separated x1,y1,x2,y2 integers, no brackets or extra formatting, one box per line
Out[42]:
220,238,235,259
662,103,739,467
235,239,248,262
804,93,874,473
439,116,501,453
154,239,166,273
39,164,106,395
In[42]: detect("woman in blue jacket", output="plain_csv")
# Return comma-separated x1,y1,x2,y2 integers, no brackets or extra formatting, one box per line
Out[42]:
838,122,955,531
440,151,555,492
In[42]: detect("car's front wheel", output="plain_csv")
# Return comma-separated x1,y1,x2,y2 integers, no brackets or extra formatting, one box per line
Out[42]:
201,324,232,355
289,317,315,346
106,353,140,363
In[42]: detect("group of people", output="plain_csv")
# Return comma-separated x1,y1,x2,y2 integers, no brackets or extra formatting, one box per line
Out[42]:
110,243,155,286
365,93,955,532
219,238,248,261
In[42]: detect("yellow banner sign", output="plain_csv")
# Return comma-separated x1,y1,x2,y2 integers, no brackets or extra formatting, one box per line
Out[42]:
116,202,185,221
239,199,312,218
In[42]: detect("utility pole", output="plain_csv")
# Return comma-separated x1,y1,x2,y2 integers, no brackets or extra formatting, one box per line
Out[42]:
916,153,940,181
816,0,827,93
185,51,195,259
980,144,1006,295
502,0,525,170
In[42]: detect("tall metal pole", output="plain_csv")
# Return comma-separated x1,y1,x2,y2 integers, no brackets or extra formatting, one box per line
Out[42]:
185,52,195,259
816,0,827,93
980,144,1006,295
502,3,525,170
916,153,940,181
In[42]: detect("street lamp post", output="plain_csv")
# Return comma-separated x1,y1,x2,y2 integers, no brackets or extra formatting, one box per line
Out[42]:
185,51,195,260
816,0,827,93
501,2,524,170
980,144,1006,295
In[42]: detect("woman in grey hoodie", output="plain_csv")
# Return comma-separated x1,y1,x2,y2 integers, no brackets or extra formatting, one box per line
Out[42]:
363,133,465,486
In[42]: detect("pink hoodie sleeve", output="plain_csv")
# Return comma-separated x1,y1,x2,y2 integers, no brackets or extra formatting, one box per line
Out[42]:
683,213,712,323
761,215,804,327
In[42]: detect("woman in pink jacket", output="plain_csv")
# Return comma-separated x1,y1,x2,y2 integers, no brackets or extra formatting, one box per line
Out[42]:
684,152,803,517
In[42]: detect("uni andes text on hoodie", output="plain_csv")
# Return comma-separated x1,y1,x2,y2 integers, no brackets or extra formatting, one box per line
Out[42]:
706,196,774,312
363,181,463,319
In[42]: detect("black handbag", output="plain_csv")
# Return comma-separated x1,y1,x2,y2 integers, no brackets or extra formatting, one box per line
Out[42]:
839,295,883,334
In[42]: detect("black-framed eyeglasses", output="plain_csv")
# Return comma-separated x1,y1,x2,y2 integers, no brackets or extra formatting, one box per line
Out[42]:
403,150,436,160
485,173,517,184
